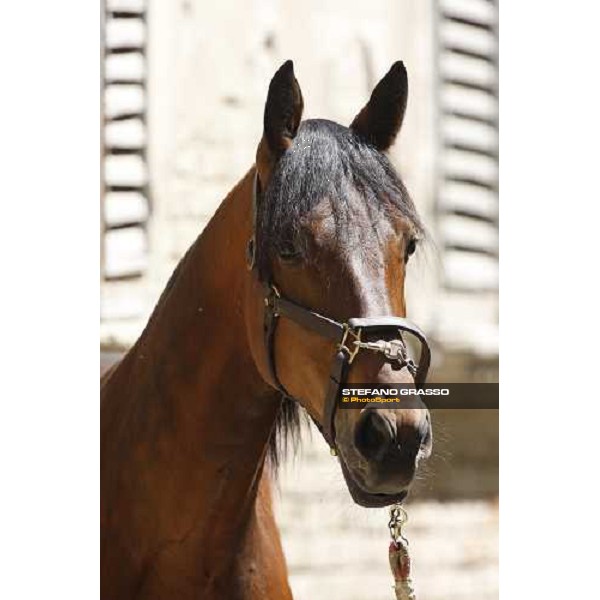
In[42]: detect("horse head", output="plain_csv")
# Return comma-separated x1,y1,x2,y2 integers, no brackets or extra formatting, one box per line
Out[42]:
245,60,432,508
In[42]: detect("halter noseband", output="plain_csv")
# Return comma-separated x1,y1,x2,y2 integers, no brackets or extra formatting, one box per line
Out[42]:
248,173,431,451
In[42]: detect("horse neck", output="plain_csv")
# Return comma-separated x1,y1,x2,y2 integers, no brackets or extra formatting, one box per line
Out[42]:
102,167,281,561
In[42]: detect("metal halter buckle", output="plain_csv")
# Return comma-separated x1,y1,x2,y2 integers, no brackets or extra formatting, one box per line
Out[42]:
264,285,281,314
338,325,362,364
355,338,407,361
353,338,417,375
338,327,419,374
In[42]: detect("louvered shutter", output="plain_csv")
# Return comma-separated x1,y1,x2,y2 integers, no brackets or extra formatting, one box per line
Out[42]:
436,0,498,292
101,0,150,280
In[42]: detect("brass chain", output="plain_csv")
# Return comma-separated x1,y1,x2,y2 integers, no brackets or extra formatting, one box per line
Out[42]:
388,504,409,546
388,504,416,600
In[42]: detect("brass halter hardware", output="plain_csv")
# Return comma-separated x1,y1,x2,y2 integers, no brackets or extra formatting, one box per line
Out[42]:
338,324,362,364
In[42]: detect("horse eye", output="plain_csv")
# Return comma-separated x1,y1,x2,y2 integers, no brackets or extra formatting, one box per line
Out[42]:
406,238,417,260
278,242,301,263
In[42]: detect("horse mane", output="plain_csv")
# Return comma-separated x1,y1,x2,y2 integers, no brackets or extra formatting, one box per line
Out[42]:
267,395,305,472
261,118,424,471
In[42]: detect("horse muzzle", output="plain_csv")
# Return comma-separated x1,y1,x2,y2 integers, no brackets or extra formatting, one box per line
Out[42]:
334,396,432,507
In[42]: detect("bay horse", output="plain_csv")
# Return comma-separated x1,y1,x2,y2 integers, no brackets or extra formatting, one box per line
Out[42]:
101,60,432,599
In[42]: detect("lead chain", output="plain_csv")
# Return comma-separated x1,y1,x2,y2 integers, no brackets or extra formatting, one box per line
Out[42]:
388,504,416,600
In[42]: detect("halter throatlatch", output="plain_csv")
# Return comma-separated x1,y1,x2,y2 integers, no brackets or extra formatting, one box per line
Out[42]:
249,172,431,451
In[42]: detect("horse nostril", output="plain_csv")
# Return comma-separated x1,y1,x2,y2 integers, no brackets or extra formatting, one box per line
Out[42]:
396,420,429,463
354,410,395,461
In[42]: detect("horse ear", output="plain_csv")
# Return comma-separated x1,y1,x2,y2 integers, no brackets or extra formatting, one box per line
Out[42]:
350,61,408,151
263,60,304,157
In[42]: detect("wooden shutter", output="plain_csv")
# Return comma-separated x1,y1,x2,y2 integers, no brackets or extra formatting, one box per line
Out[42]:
101,0,150,280
436,0,498,292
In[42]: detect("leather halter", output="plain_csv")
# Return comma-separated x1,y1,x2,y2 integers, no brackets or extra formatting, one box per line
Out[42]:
248,173,431,450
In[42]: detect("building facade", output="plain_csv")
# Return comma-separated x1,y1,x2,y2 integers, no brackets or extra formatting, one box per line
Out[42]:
101,0,498,385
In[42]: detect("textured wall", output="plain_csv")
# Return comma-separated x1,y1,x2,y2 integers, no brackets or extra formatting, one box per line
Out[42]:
102,0,498,360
